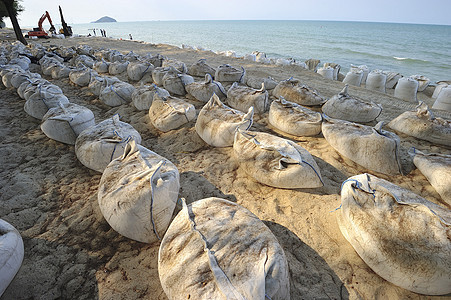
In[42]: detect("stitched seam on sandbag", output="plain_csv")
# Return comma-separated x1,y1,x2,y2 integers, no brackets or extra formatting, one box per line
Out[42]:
287,141,324,186
181,199,245,300
110,85,127,104
149,161,166,241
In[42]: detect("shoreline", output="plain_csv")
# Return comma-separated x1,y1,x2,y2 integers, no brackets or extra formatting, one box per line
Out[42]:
0,32,450,299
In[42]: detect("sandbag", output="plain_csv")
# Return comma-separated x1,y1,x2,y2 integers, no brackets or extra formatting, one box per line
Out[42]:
24,88,70,120
195,94,253,147
337,173,451,295
432,81,451,98
99,81,135,107
387,102,451,147
17,79,47,99
69,67,96,87
410,75,430,92
93,59,110,73
50,65,72,79
23,81,62,100
383,71,402,89
0,219,24,297
322,118,402,175
233,130,324,189
215,64,245,83
185,73,227,102
272,78,326,106
409,148,451,204
187,58,216,77
323,63,341,80
322,85,382,123
269,97,322,136
432,86,451,112
88,75,121,97
127,61,154,82
162,68,194,96
246,76,278,90
152,67,172,86
350,65,369,83
162,59,187,73
148,95,196,132
108,61,129,75
98,140,179,243
158,197,290,300
41,102,95,145
304,58,320,71
316,66,334,80
132,84,170,111
365,70,386,93
75,114,142,173
10,71,40,89
342,69,363,87
73,54,94,68
227,82,269,114
394,77,418,102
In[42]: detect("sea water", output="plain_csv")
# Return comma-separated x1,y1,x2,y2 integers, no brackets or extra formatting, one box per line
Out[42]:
70,20,450,83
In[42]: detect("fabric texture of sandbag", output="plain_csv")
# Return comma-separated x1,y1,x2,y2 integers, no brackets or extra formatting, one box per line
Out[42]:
185,73,227,102
215,64,245,83
0,219,24,297
187,58,216,77
158,197,290,300
365,70,387,93
127,61,154,82
99,81,135,107
148,95,196,132
132,84,170,111
394,77,418,102
272,78,326,106
432,86,451,112
227,82,269,114
24,87,70,120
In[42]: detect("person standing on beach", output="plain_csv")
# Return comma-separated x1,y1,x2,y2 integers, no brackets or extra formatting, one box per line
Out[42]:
129,34,133,40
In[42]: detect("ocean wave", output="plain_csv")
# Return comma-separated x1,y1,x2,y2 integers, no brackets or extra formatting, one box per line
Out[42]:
393,56,429,63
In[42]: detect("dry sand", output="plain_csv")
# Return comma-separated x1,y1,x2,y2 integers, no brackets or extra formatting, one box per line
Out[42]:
1,30,450,299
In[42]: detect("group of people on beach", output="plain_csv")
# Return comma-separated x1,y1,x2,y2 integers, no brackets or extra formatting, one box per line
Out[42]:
88,28,107,37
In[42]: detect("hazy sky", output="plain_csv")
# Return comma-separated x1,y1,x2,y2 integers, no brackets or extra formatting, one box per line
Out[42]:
6,0,451,27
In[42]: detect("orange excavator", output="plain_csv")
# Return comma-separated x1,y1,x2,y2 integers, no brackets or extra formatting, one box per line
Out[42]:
26,11,56,38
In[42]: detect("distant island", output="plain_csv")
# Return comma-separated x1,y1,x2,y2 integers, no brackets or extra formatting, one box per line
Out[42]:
92,16,117,23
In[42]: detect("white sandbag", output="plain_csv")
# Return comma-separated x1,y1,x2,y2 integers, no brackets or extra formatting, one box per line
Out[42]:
24,89,70,120
383,71,402,89
9,56,31,70
41,60,62,76
23,81,62,101
195,94,253,147
99,81,135,107
73,54,94,68
337,173,451,295
269,97,322,136
246,76,278,90
0,219,24,297
132,84,170,111
323,63,341,80
233,130,324,189
185,73,227,102
75,114,142,173
322,85,382,123
88,75,121,97
409,148,451,204
98,140,179,243
253,51,271,64
272,78,326,106
152,67,172,86
17,79,47,99
394,77,418,102
410,75,430,92
108,61,129,75
93,59,110,73
41,102,95,145
227,82,269,114
316,66,334,80
187,58,216,77
388,102,451,147
215,64,245,83
432,86,451,112
148,95,196,132
343,69,363,87
162,59,187,73
146,53,164,68
162,68,194,96
1,69,19,88
322,118,402,175
365,70,387,93
127,61,154,82
350,64,369,83
10,71,40,89
159,197,290,300
69,67,97,87
50,65,72,79
243,53,256,61
304,58,321,71
432,81,451,99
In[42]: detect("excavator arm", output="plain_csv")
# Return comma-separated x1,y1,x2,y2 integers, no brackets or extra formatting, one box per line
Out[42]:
38,11,55,33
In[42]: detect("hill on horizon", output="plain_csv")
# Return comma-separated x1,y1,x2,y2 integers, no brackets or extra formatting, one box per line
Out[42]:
92,16,117,23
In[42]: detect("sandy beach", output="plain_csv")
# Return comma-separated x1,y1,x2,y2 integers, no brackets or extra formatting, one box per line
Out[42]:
1,29,450,299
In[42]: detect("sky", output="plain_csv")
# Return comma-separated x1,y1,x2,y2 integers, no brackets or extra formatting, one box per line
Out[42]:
5,0,451,27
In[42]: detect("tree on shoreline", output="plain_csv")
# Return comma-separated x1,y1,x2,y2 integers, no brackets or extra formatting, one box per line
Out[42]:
0,0,27,45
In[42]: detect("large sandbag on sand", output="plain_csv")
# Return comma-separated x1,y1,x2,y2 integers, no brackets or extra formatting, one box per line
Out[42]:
158,197,290,300
387,102,451,147
322,118,402,175
410,75,430,92
41,102,95,145
185,73,227,102
148,94,196,132
233,130,324,189
269,97,322,136
132,84,170,111
246,76,278,90
409,148,451,204
337,173,451,295
227,82,269,114
24,88,70,120
99,81,135,107
69,66,97,87
394,77,418,103
98,140,179,243
272,78,326,106
0,219,24,297
75,114,142,173
321,85,382,123
195,94,253,147
215,64,245,83
162,67,194,96
432,86,451,112
127,61,154,82
365,69,386,93
187,58,216,77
